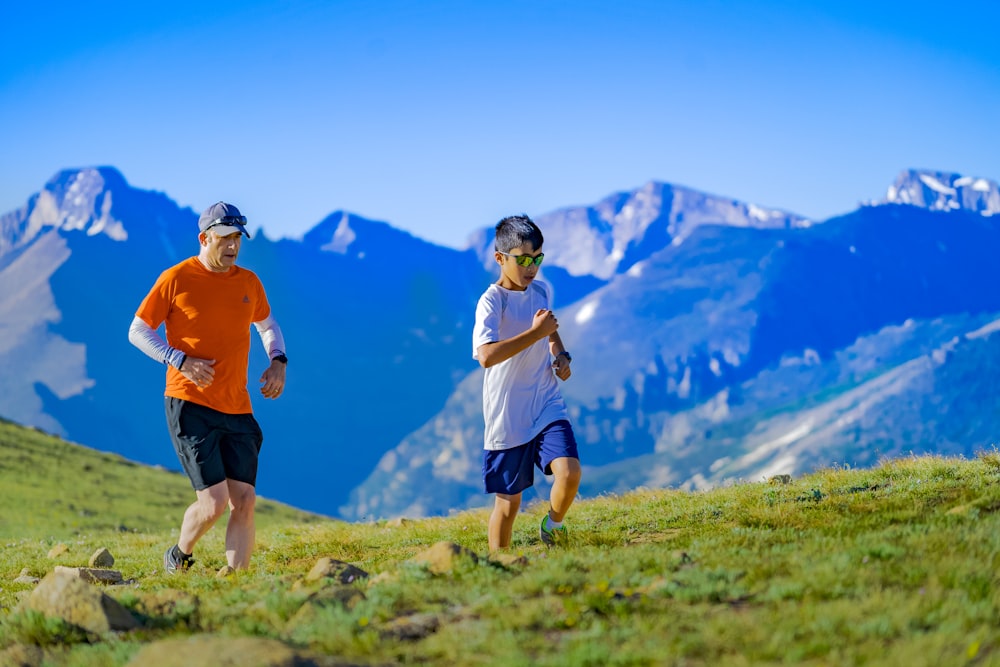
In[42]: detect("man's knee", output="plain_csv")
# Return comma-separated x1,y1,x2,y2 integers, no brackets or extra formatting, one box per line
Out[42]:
197,487,230,520
228,483,256,514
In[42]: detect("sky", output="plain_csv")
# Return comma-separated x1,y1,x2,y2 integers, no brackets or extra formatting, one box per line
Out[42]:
2,1,999,248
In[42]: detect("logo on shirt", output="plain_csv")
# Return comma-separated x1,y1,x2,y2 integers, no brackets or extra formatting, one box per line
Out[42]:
243,295,250,304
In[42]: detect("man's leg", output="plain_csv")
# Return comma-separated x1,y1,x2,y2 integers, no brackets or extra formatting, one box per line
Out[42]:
225,478,257,569
489,492,522,551
546,456,581,523
178,480,230,555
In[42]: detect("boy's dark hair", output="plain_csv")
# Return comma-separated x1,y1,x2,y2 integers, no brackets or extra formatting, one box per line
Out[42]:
494,214,544,253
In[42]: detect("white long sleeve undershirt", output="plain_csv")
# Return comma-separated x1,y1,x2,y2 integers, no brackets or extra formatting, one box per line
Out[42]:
128,314,286,369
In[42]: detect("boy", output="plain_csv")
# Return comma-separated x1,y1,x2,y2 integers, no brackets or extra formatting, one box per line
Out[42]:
473,214,582,551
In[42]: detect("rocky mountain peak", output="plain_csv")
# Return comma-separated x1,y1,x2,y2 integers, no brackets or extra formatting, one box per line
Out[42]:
24,167,130,243
883,169,1000,216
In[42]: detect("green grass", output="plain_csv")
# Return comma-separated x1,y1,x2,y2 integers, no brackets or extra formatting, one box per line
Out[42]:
2,418,1000,665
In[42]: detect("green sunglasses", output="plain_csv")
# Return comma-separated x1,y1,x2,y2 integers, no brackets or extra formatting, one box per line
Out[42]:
499,251,545,267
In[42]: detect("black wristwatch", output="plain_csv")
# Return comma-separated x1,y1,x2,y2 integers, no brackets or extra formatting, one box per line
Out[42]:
272,354,288,364
556,351,572,362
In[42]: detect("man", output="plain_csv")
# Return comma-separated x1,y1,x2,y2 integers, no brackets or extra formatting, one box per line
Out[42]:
128,201,287,575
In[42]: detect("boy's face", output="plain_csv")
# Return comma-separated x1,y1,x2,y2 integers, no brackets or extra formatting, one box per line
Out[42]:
495,242,543,291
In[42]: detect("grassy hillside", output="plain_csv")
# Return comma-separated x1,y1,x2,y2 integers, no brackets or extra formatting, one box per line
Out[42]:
1,419,999,665
0,418,320,540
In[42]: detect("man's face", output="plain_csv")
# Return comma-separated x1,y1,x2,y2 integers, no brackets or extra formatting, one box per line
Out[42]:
200,230,242,271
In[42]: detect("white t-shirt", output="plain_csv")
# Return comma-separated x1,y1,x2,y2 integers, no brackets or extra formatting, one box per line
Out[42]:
472,281,569,451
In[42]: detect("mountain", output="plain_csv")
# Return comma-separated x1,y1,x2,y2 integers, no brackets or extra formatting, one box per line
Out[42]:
344,169,1000,519
0,167,490,515
882,168,1000,215
465,180,812,280
6,166,1000,521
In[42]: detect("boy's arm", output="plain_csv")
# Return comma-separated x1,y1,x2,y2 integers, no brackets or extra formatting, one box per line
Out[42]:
477,309,558,368
549,331,572,381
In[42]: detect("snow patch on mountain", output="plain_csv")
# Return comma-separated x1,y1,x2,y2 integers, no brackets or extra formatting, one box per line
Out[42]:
27,169,128,242
320,213,358,254
883,169,1000,216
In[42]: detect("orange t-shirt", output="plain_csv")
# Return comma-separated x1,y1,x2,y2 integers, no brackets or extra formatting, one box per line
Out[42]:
135,257,271,414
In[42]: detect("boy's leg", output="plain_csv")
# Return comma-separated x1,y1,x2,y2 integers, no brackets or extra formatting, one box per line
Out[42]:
489,492,522,551
537,420,581,529
546,456,581,522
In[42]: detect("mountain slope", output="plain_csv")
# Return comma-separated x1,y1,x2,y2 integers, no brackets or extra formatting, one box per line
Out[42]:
0,167,491,516
346,181,1000,518
0,417,315,540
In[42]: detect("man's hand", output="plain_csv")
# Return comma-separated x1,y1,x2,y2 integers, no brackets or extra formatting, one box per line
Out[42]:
552,354,572,381
179,356,216,389
531,309,559,337
260,359,286,399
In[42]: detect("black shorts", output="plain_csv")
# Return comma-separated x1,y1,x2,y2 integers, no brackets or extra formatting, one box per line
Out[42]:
165,397,263,490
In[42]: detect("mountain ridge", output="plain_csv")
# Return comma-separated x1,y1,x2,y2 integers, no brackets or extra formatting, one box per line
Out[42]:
2,166,999,519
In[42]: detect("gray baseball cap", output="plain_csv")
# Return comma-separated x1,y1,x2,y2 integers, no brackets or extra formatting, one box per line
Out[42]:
198,201,250,238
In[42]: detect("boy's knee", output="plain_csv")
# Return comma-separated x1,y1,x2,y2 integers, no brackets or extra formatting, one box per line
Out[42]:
551,457,582,483
494,493,521,515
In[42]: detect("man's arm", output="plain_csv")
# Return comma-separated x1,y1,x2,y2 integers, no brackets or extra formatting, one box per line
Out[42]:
254,314,287,399
129,316,216,388
253,314,287,361
128,316,186,369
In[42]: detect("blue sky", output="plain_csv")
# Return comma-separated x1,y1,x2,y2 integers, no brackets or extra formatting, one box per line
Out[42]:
2,1,998,248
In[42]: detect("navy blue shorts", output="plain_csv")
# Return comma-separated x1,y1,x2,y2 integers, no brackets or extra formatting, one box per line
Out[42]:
165,397,263,490
482,419,579,496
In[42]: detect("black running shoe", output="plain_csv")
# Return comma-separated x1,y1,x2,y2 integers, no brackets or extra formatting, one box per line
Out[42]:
163,545,194,574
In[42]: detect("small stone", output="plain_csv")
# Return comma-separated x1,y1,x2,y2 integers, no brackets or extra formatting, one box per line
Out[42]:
47,543,69,559
89,547,114,568
54,566,124,585
408,541,479,575
304,557,369,584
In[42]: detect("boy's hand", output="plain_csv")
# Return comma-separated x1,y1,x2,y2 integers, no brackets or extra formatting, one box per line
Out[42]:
552,354,572,380
532,309,559,337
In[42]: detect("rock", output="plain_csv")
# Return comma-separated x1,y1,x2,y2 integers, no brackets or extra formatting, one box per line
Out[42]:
13,575,40,585
386,517,411,527
288,587,367,628
304,558,369,585
488,553,529,569
308,586,366,610
0,643,44,667
54,566,124,585
125,636,326,667
130,589,199,626
20,569,138,634
88,548,115,568
378,612,441,641
408,541,479,575
769,474,793,485
46,543,69,559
